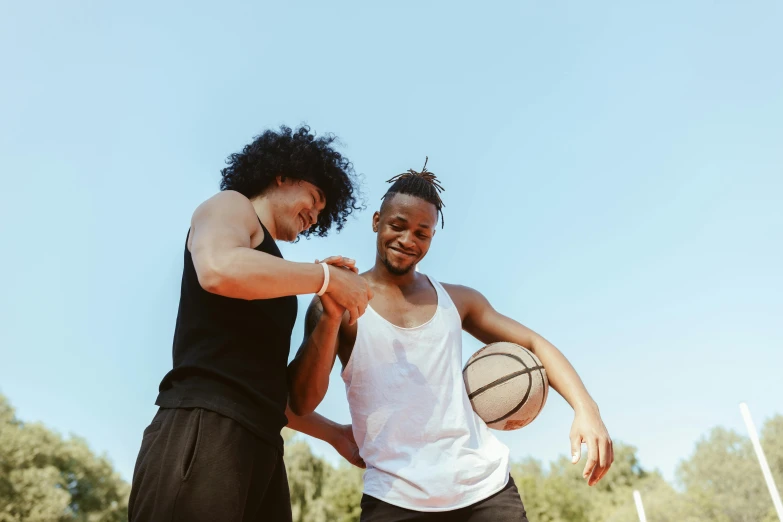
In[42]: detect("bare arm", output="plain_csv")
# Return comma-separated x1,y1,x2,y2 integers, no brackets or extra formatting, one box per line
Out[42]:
285,403,341,443
447,284,613,486
454,286,596,412
285,404,365,468
190,192,372,318
287,296,345,416
190,191,326,300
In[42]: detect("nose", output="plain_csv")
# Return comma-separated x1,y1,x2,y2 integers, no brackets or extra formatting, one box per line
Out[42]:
398,230,416,250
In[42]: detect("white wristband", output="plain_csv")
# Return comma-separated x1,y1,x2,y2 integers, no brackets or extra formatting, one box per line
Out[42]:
316,262,330,296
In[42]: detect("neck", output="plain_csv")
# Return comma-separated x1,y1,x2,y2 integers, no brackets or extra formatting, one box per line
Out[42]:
369,258,419,287
250,195,279,240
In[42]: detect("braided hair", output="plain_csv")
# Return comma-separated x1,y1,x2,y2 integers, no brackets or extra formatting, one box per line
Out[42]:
382,157,445,228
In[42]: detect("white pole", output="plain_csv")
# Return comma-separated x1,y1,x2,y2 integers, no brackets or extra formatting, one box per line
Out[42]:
633,490,647,522
740,402,783,521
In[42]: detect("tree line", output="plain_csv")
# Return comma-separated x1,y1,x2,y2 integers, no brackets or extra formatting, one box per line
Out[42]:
1,393,781,521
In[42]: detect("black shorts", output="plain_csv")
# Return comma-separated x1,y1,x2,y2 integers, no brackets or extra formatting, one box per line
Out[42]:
128,407,291,522
359,476,529,522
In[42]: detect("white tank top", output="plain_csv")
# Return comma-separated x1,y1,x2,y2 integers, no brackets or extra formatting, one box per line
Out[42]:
341,275,510,512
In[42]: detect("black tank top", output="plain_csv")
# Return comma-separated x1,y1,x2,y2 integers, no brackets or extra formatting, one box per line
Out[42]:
156,221,297,451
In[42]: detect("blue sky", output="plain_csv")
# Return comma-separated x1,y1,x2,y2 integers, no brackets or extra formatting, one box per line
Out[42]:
1,1,781,486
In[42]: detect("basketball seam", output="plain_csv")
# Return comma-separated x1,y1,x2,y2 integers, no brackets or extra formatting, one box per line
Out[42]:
463,342,527,371
535,366,548,418
463,351,535,376
466,365,544,400
485,355,535,425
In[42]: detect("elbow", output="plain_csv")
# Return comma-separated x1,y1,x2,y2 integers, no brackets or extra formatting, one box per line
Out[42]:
287,362,328,416
196,261,231,295
288,393,318,417
287,376,325,416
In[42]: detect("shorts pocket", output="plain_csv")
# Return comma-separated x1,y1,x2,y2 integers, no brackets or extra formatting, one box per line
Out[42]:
142,420,162,437
180,409,203,481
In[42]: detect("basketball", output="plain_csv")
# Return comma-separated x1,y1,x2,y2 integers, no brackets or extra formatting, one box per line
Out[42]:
463,342,549,431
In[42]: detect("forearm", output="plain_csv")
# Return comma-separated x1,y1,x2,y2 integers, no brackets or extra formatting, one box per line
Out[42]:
200,246,325,300
287,315,342,415
527,334,598,413
285,404,340,442
462,293,598,414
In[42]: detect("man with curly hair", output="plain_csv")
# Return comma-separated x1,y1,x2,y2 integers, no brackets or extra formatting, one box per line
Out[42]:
129,125,372,521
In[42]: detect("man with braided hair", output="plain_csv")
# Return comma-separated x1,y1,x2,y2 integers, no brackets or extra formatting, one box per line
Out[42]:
289,160,613,521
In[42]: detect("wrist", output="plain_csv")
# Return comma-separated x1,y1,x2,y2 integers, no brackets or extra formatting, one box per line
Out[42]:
573,398,599,415
302,262,327,294
321,310,343,325
322,420,344,445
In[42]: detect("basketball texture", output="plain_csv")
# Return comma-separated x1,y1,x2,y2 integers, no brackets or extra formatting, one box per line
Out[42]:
463,342,549,431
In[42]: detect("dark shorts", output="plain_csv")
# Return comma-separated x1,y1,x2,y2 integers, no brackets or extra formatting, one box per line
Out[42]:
359,476,529,522
128,407,291,522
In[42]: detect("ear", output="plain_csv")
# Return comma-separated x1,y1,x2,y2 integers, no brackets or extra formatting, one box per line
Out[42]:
275,175,284,186
372,211,381,232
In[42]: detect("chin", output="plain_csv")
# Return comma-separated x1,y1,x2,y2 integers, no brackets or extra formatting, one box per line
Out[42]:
281,228,300,242
384,259,415,276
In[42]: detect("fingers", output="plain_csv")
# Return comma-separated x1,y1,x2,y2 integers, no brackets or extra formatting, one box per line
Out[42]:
316,256,357,272
584,436,613,486
319,258,371,324
348,302,367,326
348,307,359,326
594,437,614,484
316,255,343,264
354,454,366,469
583,438,599,484
570,434,582,465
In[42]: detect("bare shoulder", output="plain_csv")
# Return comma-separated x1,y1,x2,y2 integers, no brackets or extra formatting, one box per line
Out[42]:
441,282,490,319
441,282,485,304
190,191,262,247
193,190,256,222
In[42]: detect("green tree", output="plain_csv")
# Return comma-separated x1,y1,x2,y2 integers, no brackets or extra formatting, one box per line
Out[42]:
761,414,783,493
512,442,650,522
282,415,783,522
284,437,328,522
283,429,364,522
0,394,129,522
603,474,699,522
318,464,364,522
677,426,777,522
585,443,649,521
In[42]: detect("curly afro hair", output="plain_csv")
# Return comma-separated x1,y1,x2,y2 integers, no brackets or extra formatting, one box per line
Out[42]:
220,125,363,238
